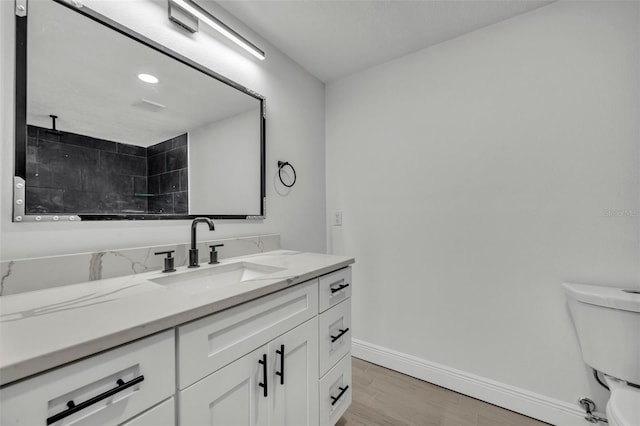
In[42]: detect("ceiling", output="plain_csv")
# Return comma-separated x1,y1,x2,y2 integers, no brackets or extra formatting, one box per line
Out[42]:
217,0,553,83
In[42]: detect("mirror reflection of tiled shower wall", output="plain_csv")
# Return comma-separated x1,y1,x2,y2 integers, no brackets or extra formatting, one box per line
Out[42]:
25,125,188,214
146,134,188,214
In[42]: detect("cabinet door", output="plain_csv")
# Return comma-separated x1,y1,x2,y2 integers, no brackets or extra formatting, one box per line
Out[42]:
179,345,269,426
268,318,319,426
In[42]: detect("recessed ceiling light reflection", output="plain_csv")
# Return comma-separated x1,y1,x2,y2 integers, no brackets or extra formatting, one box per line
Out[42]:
138,73,159,84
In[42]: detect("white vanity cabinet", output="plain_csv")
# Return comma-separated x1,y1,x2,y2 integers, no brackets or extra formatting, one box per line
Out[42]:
177,267,352,426
0,330,175,426
179,318,319,426
177,278,320,426
0,264,353,426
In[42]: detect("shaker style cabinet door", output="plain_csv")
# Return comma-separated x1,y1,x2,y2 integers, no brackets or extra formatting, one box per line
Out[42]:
268,318,319,426
179,345,269,426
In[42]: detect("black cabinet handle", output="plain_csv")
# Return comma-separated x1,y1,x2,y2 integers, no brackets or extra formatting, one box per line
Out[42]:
258,354,268,397
330,328,350,343
275,344,285,385
330,283,350,294
330,385,349,406
46,375,144,425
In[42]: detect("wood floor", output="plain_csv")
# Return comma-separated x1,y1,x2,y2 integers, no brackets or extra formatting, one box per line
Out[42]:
337,358,550,426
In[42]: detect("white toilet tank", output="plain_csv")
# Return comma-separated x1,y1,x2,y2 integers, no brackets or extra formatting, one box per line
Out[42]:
563,283,640,385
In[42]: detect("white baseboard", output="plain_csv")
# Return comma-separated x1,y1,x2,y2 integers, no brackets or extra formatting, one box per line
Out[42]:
352,339,589,426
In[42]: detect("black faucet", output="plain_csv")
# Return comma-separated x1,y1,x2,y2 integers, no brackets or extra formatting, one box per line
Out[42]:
189,217,215,268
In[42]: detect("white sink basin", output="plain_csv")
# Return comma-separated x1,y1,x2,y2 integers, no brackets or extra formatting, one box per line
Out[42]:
150,262,285,294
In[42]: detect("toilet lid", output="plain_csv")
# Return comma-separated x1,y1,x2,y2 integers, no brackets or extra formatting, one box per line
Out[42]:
608,385,640,426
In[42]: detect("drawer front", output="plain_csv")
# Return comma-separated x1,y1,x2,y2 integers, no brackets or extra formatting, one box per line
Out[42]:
319,354,352,426
178,280,318,389
1,330,174,426
319,299,351,376
121,397,174,426
318,267,352,313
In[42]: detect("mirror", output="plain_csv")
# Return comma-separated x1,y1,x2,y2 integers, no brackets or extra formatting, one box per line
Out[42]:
13,0,265,221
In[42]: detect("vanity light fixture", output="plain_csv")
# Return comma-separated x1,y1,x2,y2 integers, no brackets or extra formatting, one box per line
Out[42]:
138,73,159,84
169,0,265,60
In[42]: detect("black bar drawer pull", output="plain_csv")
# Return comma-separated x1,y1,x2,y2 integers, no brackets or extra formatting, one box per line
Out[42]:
330,327,350,343
258,354,268,397
275,344,285,385
330,283,350,294
46,375,145,425
330,385,349,406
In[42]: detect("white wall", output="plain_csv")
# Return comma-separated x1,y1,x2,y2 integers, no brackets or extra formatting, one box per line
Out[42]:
327,0,639,411
189,109,261,215
0,0,326,260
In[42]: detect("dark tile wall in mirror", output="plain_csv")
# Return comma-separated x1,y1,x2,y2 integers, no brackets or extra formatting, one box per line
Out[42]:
25,125,188,214
147,134,188,214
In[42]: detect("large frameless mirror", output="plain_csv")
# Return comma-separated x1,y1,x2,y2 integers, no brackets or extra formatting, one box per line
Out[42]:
13,0,266,222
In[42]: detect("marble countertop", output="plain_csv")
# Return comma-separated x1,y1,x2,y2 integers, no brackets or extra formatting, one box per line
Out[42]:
0,250,354,386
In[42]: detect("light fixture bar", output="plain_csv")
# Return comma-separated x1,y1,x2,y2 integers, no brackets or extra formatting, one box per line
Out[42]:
171,0,265,60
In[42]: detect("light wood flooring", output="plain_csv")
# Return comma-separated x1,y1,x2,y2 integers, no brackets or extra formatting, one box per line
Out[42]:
337,358,550,426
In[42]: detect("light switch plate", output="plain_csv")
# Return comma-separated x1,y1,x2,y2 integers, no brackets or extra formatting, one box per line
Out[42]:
333,211,343,226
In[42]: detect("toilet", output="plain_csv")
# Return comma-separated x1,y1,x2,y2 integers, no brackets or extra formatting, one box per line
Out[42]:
604,376,640,426
563,283,640,426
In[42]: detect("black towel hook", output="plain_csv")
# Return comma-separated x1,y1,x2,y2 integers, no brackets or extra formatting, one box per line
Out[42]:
277,161,296,188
